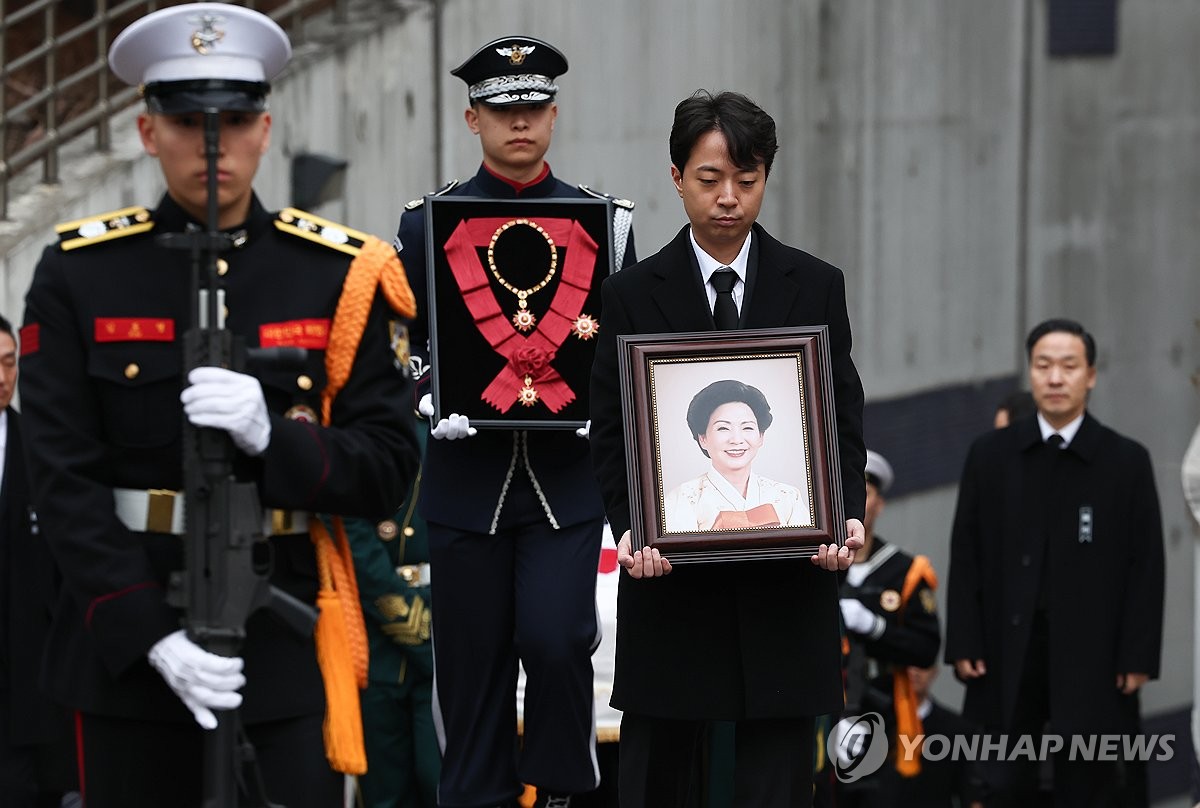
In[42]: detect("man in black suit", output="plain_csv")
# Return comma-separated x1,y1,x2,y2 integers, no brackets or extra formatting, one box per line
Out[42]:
589,90,867,808
945,318,1165,807
0,314,74,807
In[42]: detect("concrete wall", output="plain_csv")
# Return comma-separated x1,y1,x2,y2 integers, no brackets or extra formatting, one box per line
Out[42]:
2,0,1197,748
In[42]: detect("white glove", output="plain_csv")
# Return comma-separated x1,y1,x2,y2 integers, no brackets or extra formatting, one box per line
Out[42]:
147,629,246,730
418,393,476,440
180,367,271,456
576,419,591,439
840,598,884,637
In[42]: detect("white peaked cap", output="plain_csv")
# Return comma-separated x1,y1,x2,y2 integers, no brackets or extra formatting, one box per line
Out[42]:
864,449,895,494
109,3,290,88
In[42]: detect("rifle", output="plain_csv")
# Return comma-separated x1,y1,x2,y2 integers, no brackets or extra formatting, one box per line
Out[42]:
842,586,890,716
162,106,317,808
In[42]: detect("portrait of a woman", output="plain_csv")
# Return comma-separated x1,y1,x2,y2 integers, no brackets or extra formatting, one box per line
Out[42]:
663,379,811,532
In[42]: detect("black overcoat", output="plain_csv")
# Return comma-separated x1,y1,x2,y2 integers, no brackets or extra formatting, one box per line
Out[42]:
944,413,1164,735
589,223,866,719
2,408,63,744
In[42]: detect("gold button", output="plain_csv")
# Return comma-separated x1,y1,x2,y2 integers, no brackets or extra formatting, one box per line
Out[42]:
124,363,139,379
403,526,415,537
297,375,313,391
222,305,229,320
216,258,229,276
377,520,398,541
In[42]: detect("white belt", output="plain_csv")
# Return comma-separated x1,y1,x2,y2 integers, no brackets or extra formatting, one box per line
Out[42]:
112,488,309,536
396,562,431,587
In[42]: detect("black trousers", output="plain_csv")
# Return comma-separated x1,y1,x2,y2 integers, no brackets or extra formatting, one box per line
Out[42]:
0,689,76,808
77,711,340,808
983,613,1121,808
427,474,602,808
0,740,69,808
618,713,815,808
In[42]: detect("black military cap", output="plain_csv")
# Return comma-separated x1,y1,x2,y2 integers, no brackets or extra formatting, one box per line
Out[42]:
451,36,568,107
109,2,291,114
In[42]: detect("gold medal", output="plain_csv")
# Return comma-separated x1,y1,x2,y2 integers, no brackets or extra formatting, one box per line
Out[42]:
880,589,901,612
571,314,599,340
517,376,540,407
512,309,538,331
284,404,319,423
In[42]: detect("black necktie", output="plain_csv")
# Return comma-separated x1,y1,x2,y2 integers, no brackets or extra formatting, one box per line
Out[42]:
711,268,739,330
1047,433,1064,448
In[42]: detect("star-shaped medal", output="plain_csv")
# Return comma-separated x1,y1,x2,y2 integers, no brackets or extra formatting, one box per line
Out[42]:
512,309,538,332
571,314,599,340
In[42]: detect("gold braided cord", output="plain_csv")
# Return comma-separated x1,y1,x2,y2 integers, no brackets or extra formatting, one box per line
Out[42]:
308,517,368,683
332,516,368,687
380,254,418,319
305,232,419,760
321,235,415,424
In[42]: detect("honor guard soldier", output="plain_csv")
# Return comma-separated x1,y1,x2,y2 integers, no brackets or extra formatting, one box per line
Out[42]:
18,5,419,807
343,416,439,808
828,450,940,806
393,36,637,808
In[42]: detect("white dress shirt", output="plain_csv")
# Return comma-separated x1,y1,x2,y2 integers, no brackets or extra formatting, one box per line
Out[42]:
689,228,752,316
0,408,8,494
1037,411,1083,447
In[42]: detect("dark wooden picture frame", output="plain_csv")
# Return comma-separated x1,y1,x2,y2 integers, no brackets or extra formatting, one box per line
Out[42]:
425,196,615,429
618,326,846,563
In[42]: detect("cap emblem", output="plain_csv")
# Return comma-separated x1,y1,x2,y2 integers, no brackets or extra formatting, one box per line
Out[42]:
497,44,535,65
189,12,226,55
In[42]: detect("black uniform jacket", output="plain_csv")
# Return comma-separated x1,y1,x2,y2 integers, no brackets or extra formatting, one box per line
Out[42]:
844,537,941,670
396,164,635,533
2,408,63,744
20,194,419,722
589,223,866,719
944,412,1164,735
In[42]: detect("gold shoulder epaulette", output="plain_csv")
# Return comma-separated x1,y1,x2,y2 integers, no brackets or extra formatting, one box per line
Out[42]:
274,208,371,257
55,206,155,251
404,179,460,211
578,184,635,210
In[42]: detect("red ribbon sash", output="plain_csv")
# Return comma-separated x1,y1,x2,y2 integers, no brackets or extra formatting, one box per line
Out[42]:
443,217,598,413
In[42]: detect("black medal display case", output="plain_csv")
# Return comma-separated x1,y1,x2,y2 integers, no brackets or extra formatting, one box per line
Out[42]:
425,196,615,429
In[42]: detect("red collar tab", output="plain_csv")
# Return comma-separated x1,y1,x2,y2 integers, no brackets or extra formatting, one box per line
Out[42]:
483,161,551,193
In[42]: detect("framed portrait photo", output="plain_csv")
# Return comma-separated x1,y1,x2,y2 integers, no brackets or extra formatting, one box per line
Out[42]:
618,326,846,563
425,196,615,429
